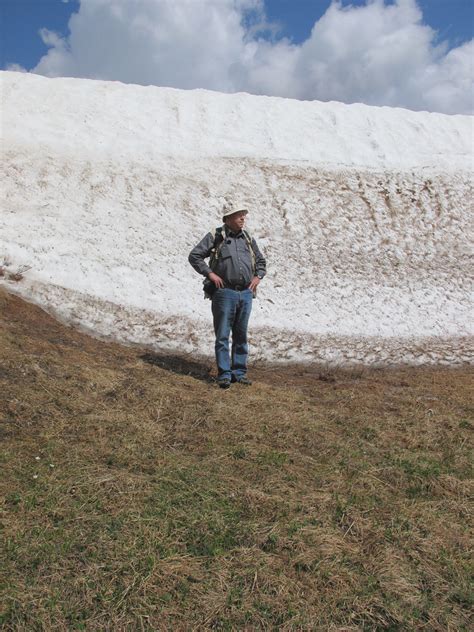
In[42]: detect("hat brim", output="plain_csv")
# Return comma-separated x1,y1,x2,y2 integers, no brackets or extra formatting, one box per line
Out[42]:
222,208,249,218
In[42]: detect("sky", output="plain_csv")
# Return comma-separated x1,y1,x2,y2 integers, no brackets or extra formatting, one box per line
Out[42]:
1,0,473,114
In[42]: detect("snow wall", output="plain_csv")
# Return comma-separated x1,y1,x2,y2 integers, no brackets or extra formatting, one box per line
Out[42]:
1,71,473,365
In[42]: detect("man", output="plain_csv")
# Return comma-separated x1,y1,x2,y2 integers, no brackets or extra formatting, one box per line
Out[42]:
188,202,266,389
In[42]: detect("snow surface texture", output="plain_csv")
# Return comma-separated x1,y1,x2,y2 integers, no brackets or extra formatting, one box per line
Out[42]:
1,71,473,365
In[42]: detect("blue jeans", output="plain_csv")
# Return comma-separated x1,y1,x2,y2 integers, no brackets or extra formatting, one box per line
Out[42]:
211,288,253,381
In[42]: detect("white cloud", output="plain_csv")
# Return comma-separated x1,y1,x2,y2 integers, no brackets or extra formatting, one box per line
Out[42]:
26,0,473,114
6,63,28,73
33,0,261,91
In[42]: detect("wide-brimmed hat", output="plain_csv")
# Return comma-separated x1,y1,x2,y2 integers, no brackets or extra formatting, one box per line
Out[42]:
222,201,249,218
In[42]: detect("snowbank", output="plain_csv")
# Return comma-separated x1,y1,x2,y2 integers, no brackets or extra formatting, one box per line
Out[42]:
1,71,473,365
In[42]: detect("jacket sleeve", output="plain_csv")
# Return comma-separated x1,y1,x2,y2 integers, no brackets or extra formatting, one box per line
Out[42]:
252,238,267,279
188,232,215,277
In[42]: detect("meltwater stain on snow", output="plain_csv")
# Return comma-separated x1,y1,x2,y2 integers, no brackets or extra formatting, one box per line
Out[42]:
1,72,473,365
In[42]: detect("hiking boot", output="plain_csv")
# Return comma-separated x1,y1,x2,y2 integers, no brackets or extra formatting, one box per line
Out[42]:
236,377,252,385
218,378,231,389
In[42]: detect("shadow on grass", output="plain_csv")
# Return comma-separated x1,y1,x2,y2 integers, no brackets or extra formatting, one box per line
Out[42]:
140,352,214,383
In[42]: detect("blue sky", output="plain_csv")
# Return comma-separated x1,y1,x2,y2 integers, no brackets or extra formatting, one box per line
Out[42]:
1,1,472,114
1,0,77,70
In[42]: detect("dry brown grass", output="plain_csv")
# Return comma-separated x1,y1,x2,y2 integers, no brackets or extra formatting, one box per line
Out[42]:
1,287,473,631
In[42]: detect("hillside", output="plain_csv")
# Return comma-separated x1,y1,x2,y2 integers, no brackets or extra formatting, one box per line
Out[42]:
1,287,473,629
1,71,473,365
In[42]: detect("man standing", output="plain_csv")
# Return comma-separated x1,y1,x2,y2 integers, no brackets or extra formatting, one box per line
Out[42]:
188,202,266,389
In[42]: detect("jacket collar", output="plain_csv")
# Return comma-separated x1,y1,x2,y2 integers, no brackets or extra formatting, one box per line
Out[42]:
224,225,243,238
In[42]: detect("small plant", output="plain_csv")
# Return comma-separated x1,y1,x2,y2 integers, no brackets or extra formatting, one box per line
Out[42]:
6,264,32,282
232,446,247,459
0,257,11,277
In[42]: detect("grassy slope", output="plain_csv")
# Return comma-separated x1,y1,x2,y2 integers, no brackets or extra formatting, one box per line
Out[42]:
1,287,472,631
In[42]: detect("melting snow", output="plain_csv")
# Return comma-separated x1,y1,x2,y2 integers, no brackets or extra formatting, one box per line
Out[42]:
1,71,473,365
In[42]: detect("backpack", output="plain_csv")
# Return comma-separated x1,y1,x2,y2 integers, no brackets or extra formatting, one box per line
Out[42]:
203,225,257,299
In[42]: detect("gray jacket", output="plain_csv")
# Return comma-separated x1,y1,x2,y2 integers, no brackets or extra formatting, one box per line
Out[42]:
188,226,266,287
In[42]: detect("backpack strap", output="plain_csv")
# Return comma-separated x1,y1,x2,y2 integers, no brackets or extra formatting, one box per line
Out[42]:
242,229,256,275
209,225,226,270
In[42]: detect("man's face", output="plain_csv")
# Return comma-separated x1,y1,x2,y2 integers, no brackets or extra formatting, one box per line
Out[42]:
225,210,247,232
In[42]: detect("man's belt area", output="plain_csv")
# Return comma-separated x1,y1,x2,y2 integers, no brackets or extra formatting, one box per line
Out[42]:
224,282,249,291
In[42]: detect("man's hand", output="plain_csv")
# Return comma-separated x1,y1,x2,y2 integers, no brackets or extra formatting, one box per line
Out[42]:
248,276,260,292
208,272,224,288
